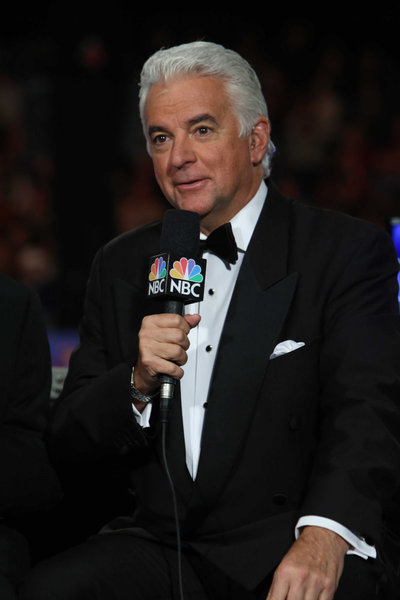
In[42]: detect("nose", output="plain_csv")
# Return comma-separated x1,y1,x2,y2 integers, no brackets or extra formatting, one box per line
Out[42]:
168,135,196,170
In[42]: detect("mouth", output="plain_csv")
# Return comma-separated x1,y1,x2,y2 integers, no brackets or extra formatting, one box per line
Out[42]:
174,178,208,192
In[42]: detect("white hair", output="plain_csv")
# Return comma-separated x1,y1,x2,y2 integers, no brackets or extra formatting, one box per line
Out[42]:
138,41,276,177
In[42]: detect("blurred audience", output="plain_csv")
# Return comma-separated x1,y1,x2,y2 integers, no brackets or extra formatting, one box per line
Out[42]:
0,20,398,328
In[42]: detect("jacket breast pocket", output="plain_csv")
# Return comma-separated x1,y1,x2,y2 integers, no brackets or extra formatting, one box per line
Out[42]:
265,337,321,399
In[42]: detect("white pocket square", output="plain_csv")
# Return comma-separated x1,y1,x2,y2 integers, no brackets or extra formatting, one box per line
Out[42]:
270,340,305,359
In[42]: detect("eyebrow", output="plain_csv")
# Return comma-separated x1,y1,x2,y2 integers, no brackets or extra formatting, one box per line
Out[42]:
148,124,168,137
188,113,218,127
148,113,219,138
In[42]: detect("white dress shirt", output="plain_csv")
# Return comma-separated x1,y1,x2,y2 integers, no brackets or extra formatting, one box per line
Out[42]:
133,180,376,560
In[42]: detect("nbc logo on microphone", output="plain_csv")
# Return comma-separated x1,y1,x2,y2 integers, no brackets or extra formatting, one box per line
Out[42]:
149,257,167,282
170,258,203,283
148,255,206,301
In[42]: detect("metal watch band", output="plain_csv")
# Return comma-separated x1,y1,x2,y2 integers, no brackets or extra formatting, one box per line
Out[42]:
130,369,159,403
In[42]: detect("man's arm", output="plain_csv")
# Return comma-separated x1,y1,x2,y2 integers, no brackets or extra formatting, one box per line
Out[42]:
301,230,400,543
268,224,400,599
295,516,376,559
48,247,149,462
49,246,200,461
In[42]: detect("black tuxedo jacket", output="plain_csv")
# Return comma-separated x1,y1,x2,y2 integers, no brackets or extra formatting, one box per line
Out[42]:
50,182,400,590
0,273,60,518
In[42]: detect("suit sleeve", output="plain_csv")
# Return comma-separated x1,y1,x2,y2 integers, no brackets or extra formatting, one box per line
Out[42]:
0,287,60,515
299,226,400,548
49,247,151,463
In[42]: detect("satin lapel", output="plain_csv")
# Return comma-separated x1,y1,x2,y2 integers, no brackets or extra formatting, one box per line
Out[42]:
159,384,197,501
195,184,298,502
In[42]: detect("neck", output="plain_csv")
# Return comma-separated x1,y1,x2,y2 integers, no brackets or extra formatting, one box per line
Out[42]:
200,176,264,236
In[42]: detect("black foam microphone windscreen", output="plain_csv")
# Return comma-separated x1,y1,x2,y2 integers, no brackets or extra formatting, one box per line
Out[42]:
160,209,201,257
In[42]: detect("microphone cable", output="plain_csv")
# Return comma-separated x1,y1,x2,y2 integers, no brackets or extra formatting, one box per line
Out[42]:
160,400,185,600
151,208,204,600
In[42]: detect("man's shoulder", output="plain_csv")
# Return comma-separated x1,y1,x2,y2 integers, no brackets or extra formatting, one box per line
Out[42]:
102,220,163,260
266,182,396,271
268,180,383,237
286,194,390,248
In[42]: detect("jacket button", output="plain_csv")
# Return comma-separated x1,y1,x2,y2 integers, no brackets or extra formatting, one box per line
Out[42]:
272,493,287,506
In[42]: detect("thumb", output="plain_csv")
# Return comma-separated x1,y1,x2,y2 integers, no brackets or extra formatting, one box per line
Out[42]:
184,313,201,329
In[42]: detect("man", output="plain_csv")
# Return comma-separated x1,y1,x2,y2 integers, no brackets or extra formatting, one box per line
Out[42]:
0,273,60,599
21,41,400,599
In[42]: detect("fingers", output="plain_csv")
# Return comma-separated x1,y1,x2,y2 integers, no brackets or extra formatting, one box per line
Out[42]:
184,313,201,329
266,562,335,600
266,576,289,600
265,527,346,600
140,313,196,358
134,313,200,393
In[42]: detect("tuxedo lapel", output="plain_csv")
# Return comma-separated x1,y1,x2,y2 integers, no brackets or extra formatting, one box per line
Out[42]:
195,183,298,503
162,385,198,500
247,180,292,290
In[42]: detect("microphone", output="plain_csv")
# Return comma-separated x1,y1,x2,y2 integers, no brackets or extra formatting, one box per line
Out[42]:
147,209,207,413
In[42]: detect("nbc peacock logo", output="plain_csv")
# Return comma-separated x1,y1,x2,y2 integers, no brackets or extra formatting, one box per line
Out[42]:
168,257,204,298
149,257,167,282
147,254,206,300
170,258,203,283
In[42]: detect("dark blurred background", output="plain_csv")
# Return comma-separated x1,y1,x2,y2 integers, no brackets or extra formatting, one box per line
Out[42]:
1,5,399,364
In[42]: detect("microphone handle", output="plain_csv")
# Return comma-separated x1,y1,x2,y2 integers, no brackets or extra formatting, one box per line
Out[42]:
159,299,184,418
163,299,184,315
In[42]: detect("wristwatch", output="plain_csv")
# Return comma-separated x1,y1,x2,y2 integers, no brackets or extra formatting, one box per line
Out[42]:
130,368,159,403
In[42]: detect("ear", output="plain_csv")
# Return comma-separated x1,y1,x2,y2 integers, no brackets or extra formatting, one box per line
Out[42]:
249,117,271,166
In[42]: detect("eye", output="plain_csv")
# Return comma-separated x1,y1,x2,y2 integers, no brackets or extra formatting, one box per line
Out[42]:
152,134,168,145
196,126,211,136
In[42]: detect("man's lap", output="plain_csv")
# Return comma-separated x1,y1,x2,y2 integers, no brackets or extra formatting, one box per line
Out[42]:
18,531,396,599
334,553,397,600
19,532,207,600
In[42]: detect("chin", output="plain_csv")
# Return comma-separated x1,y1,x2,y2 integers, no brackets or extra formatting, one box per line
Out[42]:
174,198,214,217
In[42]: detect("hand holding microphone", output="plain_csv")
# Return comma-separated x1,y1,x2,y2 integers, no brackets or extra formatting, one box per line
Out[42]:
133,209,206,414
133,312,201,402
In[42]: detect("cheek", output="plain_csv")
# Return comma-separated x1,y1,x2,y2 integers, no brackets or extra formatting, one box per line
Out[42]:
215,137,250,168
152,158,169,188
213,150,248,187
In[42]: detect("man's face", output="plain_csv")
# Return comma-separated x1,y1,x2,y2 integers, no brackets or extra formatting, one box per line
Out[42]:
144,75,269,234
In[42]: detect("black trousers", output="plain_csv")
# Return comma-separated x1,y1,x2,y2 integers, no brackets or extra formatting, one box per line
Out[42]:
0,525,30,600
19,531,396,600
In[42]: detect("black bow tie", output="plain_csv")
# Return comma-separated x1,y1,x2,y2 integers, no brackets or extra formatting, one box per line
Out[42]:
199,222,238,264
